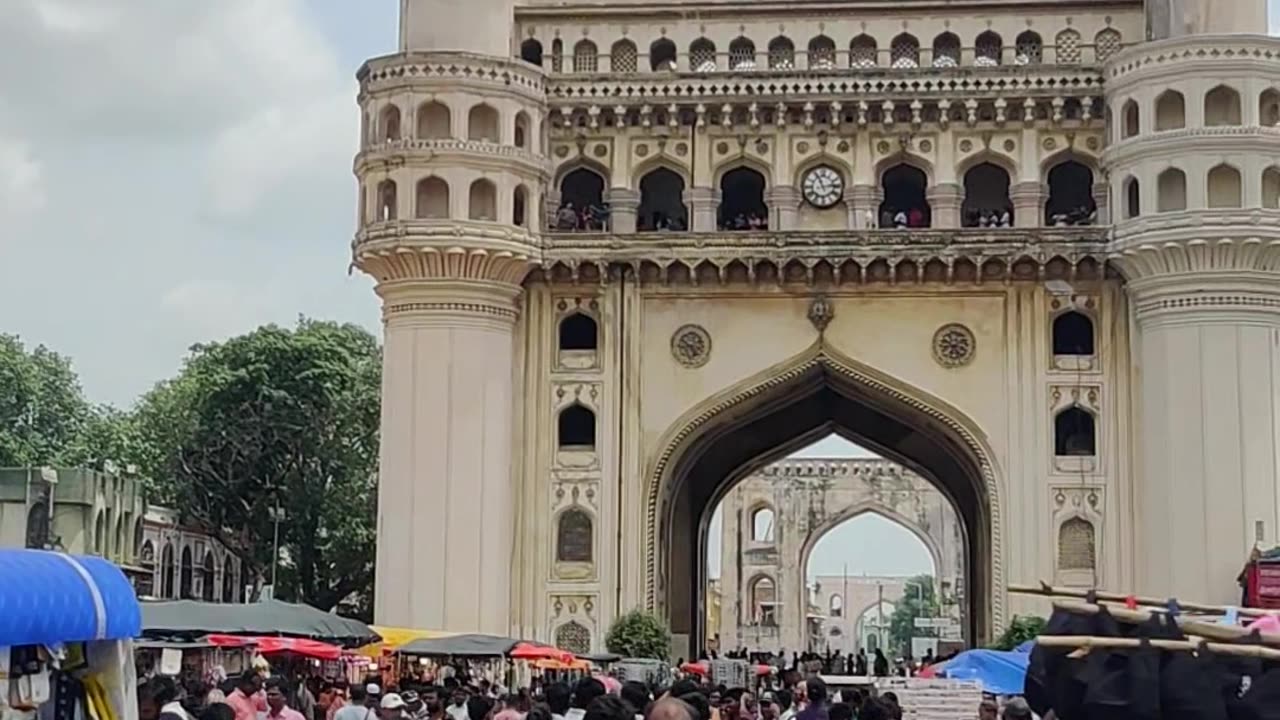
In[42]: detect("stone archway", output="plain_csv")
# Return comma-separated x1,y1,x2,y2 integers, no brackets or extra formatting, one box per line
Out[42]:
645,341,1004,655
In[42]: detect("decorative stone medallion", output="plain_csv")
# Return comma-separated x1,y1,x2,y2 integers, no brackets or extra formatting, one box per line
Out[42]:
671,324,712,368
932,323,976,368
808,295,835,332
635,144,649,157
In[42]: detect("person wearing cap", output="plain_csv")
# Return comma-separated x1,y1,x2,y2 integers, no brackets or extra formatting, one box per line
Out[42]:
402,692,427,720
380,694,408,720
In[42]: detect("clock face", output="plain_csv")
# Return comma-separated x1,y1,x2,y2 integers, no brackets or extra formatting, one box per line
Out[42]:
803,166,845,209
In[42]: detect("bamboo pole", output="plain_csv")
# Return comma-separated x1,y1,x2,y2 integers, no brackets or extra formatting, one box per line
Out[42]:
1050,599,1280,646
1007,581,1280,618
1037,635,1280,660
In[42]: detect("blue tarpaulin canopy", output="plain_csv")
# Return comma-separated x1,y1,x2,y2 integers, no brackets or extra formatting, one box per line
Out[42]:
0,549,142,647
935,648,1030,695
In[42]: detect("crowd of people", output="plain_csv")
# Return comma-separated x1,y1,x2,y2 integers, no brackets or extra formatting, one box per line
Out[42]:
720,212,769,231
555,202,612,231
962,208,1014,228
1046,204,1097,226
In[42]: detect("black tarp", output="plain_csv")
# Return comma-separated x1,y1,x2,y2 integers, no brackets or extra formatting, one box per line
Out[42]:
140,599,379,647
397,634,521,657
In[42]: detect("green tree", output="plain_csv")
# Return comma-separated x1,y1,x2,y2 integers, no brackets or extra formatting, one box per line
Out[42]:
887,574,941,656
135,319,381,611
605,609,672,660
0,334,92,467
991,615,1047,650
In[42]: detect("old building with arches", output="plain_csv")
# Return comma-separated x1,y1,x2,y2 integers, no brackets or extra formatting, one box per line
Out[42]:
713,458,963,653
354,0,1280,656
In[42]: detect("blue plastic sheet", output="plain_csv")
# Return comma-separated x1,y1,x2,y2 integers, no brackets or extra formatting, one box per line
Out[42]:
936,648,1030,695
0,549,141,647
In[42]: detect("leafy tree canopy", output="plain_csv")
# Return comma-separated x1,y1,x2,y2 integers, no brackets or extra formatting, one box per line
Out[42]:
991,615,1047,650
887,573,941,657
0,334,91,467
605,609,672,660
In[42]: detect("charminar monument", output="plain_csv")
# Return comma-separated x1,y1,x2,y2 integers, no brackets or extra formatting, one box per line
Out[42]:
351,0,1280,657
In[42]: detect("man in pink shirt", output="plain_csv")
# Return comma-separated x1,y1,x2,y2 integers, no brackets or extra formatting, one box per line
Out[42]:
266,678,308,720
227,671,267,720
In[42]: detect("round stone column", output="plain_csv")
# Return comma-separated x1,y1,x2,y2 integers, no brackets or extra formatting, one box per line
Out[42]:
926,183,962,229
767,185,801,231
608,187,641,234
848,184,883,228
1010,181,1046,228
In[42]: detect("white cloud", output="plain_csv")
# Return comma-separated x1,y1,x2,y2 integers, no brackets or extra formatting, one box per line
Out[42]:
0,133,46,219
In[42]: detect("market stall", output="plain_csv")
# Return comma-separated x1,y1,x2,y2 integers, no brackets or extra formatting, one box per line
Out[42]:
0,549,142,720
140,600,379,647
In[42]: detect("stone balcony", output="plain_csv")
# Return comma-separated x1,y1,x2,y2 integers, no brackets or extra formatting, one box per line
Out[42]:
354,137,546,174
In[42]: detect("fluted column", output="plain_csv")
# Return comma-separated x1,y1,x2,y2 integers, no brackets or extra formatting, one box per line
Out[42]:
767,186,801,231
927,183,962,229
363,251,532,633
1010,181,1046,228
608,188,641,234
1116,236,1280,603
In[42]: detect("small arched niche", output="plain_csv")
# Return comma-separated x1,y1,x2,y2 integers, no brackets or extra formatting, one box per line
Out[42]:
750,505,775,543
558,312,599,369
1015,31,1042,64
417,101,451,139
556,507,594,564
1057,516,1097,586
1054,406,1097,457
808,35,837,69
513,184,529,227
650,38,678,71
1124,176,1141,219
1155,90,1186,131
520,38,543,67
514,112,531,150
1263,167,1280,209
1204,85,1242,127
932,33,960,67
768,36,796,69
556,168,607,231
1260,89,1280,127
379,105,401,142
829,594,844,618
468,179,497,221
975,31,1003,66
749,575,778,626
467,103,501,143
1207,164,1243,208
376,179,398,221
1157,168,1187,212
573,40,599,73
414,177,449,219
611,40,638,73
558,404,596,450
849,35,878,68
1052,311,1096,371
1121,100,1139,139
729,37,756,70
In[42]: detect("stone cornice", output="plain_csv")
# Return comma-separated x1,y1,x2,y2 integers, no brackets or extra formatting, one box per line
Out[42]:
1103,127,1280,167
1111,209,1280,246
358,52,546,103
535,227,1109,284
355,138,549,178
517,0,1137,20
377,278,525,328
548,65,1104,106
353,221,539,284
1105,34,1280,89
755,457,923,481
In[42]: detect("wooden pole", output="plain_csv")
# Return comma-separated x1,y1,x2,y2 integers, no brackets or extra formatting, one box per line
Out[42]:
1037,635,1280,660
1050,599,1280,647
1007,581,1280,618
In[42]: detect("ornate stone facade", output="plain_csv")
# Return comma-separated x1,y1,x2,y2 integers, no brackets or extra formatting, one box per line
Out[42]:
352,0,1280,657
713,458,963,653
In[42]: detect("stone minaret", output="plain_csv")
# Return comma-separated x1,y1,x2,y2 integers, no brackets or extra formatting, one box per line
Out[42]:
353,0,546,632
1109,0,1280,601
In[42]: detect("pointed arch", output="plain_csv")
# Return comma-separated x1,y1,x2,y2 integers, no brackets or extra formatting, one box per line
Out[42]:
161,542,175,598
729,36,756,70
637,163,689,232
1015,30,1043,64
201,551,216,601
417,101,451,139
520,38,544,67
717,163,769,230
1054,406,1096,456
1155,90,1186,131
551,38,564,73
646,340,1005,648
1207,164,1242,208
690,37,717,71
556,506,594,563
180,545,194,599
1121,99,1139,139
1205,85,1242,127
559,313,598,351
415,177,449,219
1157,167,1187,212
378,104,402,142
768,36,796,69
1094,28,1122,61
514,111,531,149
962,161,1014,227
1123,176,1141,219
849,34,878,68
1263,167,1280,209
650,38,678,71
573,39,599,73
611,39,638,73
1044,158,1097,226
890,33,920,68
932,33,961,67
558,404,596,448
468,178,497,221
468,103,500,142
1054,29,1082,64
808,35,837,69
975,31,1003,65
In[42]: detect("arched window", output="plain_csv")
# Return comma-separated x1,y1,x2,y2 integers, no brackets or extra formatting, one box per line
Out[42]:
140,539,155,566
1264,167,1280,209
557,168,606,230
638,167,688,231
417,101,451,140
520,38,544,67
880,164,930,228
514,112,530,149
751,506,775,542
559,313,598,351
729,37,756,70
975,31,1003,66
513,185,528,227
932,33,960,67
690,38,717,71
468,104,500,142
850,35,878,68
650,38,678,71
379,105,401,142
1058,517,1097,572
1157,168,1187,212
1121,100,1139,139
468,179,497,221
1045,160,1096,226
611,39,638,73
1260,89,1280,127
890,34,920,69
555,621,591,655
1155,91,1185,131
962,162,1013,227
573,40,598,73
222,559,236,602
25,501,48,549
749,576,777,625
1094,28,1122,62
1205,85,1242,127
161,543,175,598
718,167,768,230
1124,177,1141,218
1055,29,1082,64
1207,164,1243,208
377,180,397,221
808,35,836,69
415,177,449,219
1015,31,1042,64
556,508,593,563
201,552,216,601
180,546,194,599
768,36,796,69
1053,312,1095,356
551,39,564,73
1054,407,1096,456
558,404,596,448
829,594,844,618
